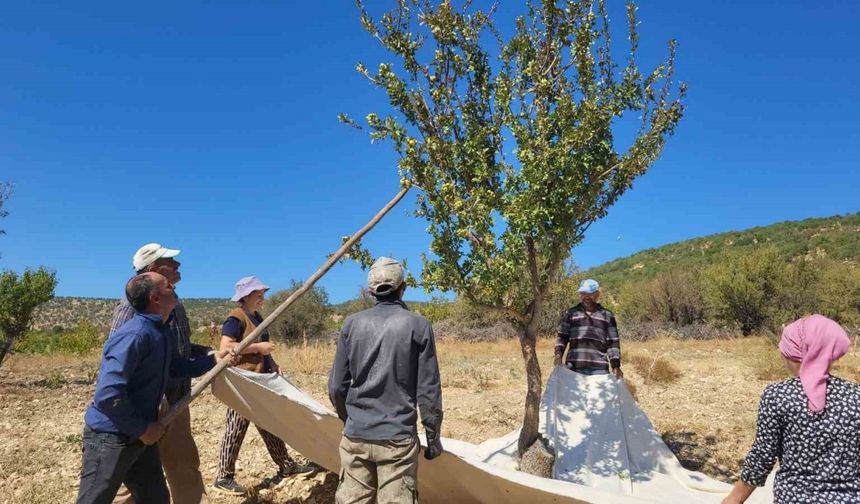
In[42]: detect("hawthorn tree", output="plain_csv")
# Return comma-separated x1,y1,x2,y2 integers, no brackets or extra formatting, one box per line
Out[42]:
345,0,685,456
0,267,57,368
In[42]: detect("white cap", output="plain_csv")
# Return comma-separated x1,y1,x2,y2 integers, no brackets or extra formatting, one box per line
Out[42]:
132,243,181,272
577,278,600,294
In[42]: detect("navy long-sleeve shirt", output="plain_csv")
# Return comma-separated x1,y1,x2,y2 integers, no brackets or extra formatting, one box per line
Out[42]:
84,311,216,439
110,296,211,404
328,300,443,441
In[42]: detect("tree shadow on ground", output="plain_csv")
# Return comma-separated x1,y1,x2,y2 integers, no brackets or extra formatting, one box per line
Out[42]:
240,471,338,504
283,472,338,504
662,430,735,482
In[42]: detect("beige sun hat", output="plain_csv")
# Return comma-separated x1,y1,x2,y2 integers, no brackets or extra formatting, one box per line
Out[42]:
132,243,180,272
367,257,404,296
231,275,270,302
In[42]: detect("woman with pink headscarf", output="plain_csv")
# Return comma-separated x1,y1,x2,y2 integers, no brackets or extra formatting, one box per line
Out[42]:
722,314,859,504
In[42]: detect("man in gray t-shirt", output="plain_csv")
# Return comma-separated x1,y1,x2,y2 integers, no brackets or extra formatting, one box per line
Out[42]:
328,256,443,503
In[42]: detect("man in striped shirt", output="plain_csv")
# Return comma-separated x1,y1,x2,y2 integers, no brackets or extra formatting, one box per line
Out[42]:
110,243,214,504
553,279,623,378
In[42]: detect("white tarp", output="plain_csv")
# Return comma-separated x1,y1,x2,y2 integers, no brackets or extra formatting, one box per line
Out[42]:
211,367,773,503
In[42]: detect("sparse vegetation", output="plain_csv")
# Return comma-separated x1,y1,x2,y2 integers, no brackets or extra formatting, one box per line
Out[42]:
16,320,102,356
4,334,844,503
588,212,860,288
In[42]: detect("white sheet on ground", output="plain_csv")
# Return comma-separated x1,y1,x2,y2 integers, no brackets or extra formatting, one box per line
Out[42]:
211,366,773,503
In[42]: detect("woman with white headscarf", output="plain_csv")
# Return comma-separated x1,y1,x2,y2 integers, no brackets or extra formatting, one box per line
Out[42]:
722,314,859,504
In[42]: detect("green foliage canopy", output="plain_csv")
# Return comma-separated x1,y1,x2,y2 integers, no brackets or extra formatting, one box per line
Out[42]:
346,0,685,326
346,0,686,455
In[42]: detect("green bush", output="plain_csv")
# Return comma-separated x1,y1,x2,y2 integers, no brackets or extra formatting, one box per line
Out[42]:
17,320,103,355
702,247,786,335
777,257,822,322
616,280,651,323
817,261,860,325
263,281,333,343
616,269,704,325
413,297,454,323
334,288,376,320
447,296,509,329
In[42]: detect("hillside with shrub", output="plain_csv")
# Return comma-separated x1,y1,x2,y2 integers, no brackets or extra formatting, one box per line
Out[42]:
595,213,860,336
587,212,860,288
33,297,235,332
23,212,860,353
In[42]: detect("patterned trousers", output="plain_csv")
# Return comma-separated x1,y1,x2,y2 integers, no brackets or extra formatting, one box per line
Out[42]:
216,408,295,480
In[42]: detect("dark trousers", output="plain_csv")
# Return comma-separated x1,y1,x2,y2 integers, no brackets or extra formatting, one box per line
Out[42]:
76,426,169,504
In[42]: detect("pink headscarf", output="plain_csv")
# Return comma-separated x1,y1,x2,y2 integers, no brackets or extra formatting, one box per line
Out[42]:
778,314,850,413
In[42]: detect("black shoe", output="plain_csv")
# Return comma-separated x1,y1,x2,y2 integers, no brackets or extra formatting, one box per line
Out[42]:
212,477,246,496
277,462,321,479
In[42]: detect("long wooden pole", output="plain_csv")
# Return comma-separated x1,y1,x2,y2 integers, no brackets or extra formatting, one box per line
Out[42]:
160,185,411,426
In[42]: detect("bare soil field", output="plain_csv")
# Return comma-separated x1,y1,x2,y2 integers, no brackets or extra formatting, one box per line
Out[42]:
2,336,859,503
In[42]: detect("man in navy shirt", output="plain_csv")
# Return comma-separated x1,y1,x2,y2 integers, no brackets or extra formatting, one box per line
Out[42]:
76,272,230,504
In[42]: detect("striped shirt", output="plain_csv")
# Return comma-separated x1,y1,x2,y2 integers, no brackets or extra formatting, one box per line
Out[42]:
110,296,208,404
555,303,621,371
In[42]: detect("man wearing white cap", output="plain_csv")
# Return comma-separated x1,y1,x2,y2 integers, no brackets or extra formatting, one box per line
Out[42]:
328,257,444,503
108,243,214,504
554,278,623,378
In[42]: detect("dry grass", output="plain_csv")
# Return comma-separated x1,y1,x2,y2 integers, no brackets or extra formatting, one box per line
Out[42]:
628,352,682,385
4,334,860,503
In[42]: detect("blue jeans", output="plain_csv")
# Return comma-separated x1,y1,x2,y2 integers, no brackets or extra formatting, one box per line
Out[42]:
76,426,169,504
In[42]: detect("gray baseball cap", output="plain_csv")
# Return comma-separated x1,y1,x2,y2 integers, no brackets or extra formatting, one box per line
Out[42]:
367,256,404,296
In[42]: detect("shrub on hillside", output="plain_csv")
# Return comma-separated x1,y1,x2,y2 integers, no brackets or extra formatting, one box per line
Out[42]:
777,257,822,321
617,269,704,326
263,281,333,343
616,280,651,323
335,288,376,320
702,248,787,335
432,319,519,341
413,297,454,323
444,296,510,329
817,261,860,325
16,320,102,355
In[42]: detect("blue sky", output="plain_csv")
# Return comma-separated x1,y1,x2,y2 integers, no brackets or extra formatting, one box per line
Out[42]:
1,1,858,302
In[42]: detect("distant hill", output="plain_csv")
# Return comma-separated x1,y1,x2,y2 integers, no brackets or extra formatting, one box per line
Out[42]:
585,212,860,289
33,213,860,330
33,297,234,332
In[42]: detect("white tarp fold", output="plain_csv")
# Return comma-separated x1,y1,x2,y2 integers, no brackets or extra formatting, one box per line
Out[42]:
211,367,773,503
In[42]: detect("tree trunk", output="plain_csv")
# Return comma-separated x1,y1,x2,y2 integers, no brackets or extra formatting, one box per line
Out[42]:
0,335,14,369
517,322,543,456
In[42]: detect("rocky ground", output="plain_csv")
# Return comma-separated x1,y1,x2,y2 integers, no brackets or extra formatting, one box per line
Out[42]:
2,336,858,503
